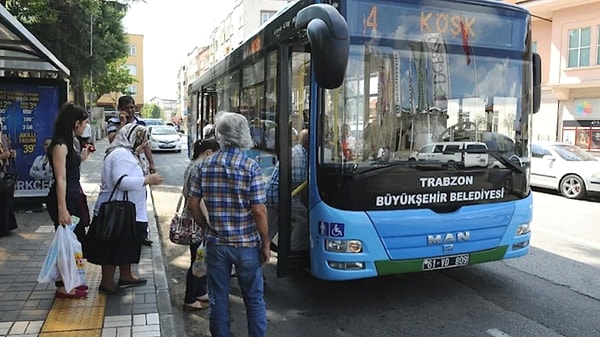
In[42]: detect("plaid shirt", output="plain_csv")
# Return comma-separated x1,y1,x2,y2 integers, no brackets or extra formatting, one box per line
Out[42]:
265,144,307,206
188,146,266,247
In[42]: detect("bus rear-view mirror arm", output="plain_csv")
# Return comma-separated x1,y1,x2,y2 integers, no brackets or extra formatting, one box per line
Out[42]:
533,53,541,114
296,4,349,89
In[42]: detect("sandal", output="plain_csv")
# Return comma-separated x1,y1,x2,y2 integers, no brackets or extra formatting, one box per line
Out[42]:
183,300,206,311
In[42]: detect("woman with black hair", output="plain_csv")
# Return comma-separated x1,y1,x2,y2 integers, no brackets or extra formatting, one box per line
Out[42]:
46,102,92,299
182,138,220,310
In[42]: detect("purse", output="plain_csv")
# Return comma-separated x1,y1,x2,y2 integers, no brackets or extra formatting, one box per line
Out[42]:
0,158,17,197
169,195,202,245
95,175,137,242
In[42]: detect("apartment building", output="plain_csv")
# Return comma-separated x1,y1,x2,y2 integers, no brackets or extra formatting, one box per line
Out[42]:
148,96,177,120
96,34,145,111
176,0,288,122
509,0,600,151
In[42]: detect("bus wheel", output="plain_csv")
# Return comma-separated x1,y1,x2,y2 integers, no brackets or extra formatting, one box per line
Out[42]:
560,174,585,199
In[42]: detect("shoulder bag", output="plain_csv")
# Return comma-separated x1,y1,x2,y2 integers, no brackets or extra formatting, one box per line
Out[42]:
95,175,137,242
169,195,202,245
0,158,17,197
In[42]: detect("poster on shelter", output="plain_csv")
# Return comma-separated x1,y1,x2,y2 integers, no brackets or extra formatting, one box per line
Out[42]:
0,82,60,198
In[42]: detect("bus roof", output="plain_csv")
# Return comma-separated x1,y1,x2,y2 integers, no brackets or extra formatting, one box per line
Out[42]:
188,0,530,95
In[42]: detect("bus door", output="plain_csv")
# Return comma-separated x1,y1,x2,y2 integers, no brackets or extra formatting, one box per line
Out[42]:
201,87,217,139
275,44,311,277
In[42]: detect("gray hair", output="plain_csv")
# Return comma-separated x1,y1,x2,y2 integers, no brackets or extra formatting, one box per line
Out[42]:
215,112,254,150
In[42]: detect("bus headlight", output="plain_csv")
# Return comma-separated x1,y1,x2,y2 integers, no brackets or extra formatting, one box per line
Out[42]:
325,239,363,253
515,223,530,236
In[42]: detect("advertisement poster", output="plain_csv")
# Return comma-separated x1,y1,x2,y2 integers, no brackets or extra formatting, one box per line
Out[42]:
0,79,65,198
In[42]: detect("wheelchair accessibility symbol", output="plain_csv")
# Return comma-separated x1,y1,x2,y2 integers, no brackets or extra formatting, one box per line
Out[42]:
318,221,345,237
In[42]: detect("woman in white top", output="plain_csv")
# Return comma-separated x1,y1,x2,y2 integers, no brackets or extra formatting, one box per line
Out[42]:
84,123,164,296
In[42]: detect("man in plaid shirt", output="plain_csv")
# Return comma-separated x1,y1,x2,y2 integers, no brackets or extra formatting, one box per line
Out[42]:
265,129,309,251
188,112,270,337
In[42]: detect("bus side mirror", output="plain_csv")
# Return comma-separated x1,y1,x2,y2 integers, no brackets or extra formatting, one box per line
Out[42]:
532,53,541,114
296,4,349,89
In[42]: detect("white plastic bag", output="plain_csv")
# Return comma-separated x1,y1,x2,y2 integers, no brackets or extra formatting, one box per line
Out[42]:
37,229,60,283
192,241,207,278
56,224,86,292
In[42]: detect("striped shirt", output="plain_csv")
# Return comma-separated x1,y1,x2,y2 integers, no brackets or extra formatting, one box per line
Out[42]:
106,116,146,135
188,146,266,247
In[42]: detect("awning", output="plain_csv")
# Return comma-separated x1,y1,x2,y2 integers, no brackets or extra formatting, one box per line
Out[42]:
0,5,69,78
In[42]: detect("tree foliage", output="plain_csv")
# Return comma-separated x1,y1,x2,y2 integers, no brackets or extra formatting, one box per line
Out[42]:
85,56,137,106
3,0,142,105
141,103,161,119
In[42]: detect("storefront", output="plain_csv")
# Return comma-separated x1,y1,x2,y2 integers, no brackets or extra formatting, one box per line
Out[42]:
561,98,600,153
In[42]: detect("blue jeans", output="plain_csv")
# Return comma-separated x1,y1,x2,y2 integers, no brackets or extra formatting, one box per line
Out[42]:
205,244,266,337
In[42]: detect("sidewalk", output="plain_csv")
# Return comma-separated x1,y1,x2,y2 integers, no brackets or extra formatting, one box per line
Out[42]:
0,138,181,337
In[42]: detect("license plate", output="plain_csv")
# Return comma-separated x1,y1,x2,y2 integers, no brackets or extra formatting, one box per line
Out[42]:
160,145,175,148
422,254,469,271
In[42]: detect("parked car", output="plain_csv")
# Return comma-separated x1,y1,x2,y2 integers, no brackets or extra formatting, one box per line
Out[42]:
142,118,165,126
531,141,600,199
408,141,489,167
148,125,182,153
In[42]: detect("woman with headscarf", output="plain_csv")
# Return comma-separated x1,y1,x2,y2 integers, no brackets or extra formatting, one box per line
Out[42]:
84,123,164,296
0,119,18,236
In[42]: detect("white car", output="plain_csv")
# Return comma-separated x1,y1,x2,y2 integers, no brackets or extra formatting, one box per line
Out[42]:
408,141,489,168
531,142,600,199
148,125,182,153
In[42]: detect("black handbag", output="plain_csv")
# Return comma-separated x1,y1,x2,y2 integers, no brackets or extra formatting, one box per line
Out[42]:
95,175,137,242
0,158,17,197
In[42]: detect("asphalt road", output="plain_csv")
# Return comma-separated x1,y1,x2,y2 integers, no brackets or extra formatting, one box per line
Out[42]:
149,143,600,337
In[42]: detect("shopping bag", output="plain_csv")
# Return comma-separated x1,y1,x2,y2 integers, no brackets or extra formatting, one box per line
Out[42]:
37,229,60,283
169,195,202,245
191,241,207,278
56,223,86,293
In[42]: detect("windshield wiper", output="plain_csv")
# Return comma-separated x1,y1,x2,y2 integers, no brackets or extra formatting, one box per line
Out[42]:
486,151,525,174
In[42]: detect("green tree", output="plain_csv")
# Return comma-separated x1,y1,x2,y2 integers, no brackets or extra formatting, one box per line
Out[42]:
142,103,161,119
84,56,137,108
3,0,141,105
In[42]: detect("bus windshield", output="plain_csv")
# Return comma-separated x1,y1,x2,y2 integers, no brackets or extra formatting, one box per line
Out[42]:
320,1,531,173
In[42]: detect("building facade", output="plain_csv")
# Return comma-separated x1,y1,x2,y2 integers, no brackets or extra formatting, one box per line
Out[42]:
96,34,145,111
509,0,600,151
176,0,289,123
148,96,177,121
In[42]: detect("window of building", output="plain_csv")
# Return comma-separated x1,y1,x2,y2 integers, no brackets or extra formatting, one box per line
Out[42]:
597,26,600,65
567,27,590,68
129,44,137,56
126,64,137,76
532,41,537,53
260,11,276,24
127,85,137,95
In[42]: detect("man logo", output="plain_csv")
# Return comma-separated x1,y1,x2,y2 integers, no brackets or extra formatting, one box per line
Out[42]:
427,231,470,245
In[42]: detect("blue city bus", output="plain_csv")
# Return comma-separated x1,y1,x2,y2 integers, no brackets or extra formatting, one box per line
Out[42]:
188,0,541,280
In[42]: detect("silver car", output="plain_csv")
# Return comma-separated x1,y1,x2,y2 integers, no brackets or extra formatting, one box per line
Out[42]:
531,142,600,199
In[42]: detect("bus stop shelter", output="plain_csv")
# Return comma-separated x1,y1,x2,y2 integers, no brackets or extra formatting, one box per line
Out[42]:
0,5,69,78
0,5,70,199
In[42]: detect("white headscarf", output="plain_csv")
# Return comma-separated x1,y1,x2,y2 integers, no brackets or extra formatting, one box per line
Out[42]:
105,123,147,171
